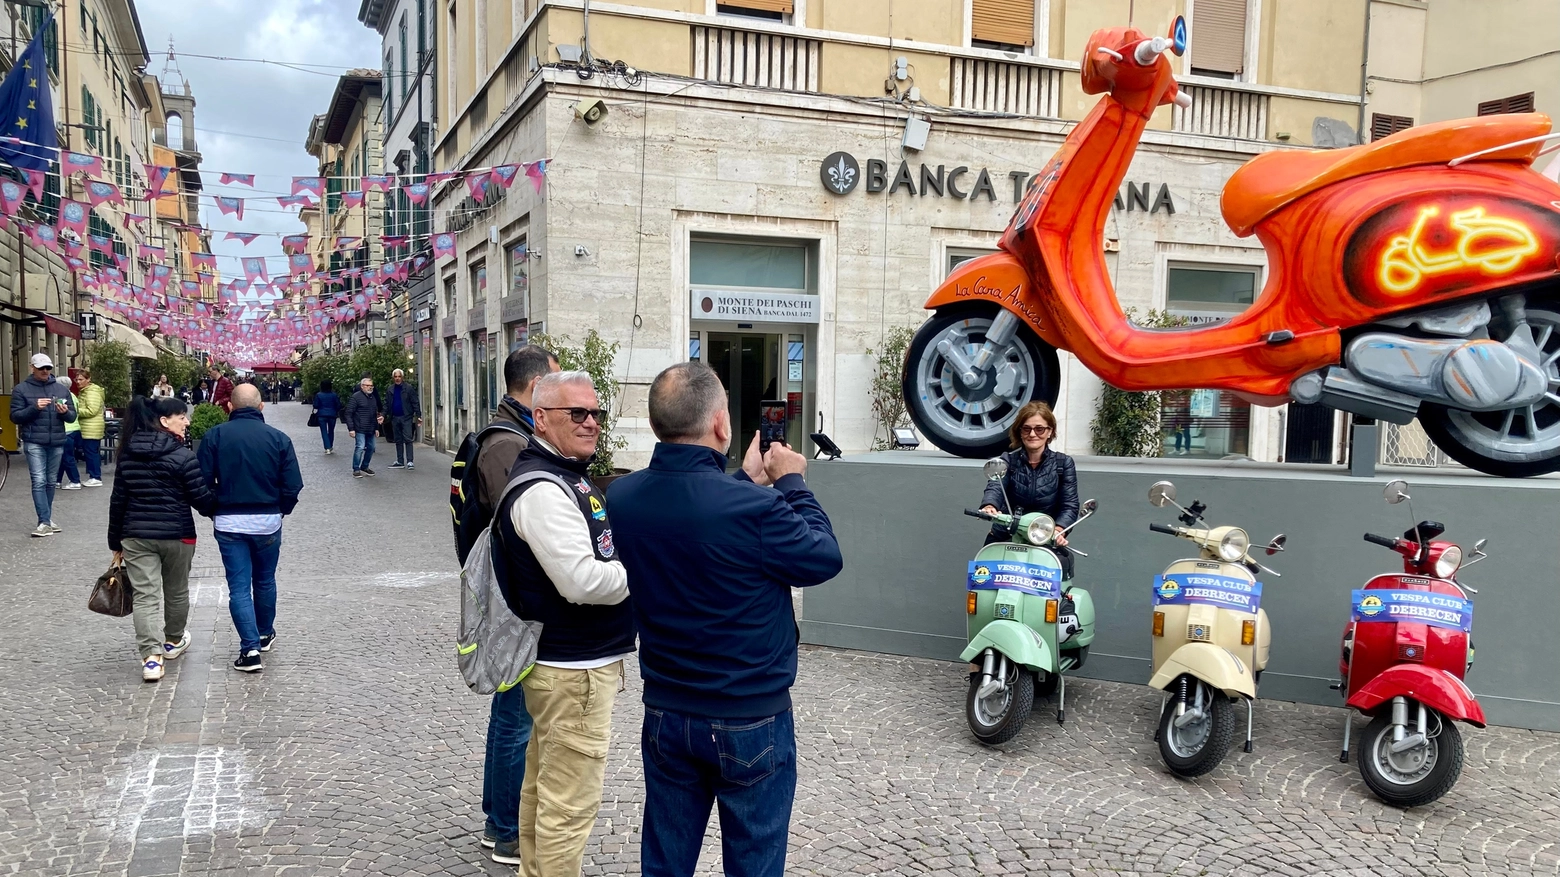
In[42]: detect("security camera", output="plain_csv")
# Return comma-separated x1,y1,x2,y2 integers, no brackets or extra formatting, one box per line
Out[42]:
574,99,608,126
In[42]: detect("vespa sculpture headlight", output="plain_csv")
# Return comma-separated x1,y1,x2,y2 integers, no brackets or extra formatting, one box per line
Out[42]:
1218,528,1250,562
1026,514,1056,546
1434,544,1463,578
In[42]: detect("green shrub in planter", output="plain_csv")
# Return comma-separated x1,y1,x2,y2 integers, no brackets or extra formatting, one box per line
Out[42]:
188,403,229,443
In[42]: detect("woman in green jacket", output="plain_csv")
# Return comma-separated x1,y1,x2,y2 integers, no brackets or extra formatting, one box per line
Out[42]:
57,391,83,488
74,370,107,487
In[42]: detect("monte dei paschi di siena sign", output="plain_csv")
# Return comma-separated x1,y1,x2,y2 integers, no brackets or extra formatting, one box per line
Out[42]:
820,151,1177,213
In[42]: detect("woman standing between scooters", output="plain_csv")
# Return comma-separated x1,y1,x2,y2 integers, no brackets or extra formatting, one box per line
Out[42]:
979,401,1080,577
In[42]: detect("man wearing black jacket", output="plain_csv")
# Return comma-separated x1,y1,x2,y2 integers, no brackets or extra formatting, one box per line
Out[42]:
342,375,383,477
608,362,842,877
197,385,303,672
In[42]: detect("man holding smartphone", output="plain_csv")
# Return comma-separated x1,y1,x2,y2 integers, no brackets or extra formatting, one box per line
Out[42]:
9,353,77,537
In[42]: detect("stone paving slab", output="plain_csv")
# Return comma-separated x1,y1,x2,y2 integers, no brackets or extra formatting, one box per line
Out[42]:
0,402,1556,875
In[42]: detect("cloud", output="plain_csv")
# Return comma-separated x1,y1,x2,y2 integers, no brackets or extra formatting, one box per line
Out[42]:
136,0,380,273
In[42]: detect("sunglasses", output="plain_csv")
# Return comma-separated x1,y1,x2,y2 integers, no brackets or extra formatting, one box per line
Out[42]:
537,407,603,424
1020,425,1053,436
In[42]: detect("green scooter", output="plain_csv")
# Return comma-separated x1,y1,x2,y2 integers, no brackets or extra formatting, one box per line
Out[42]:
961,457,1099,745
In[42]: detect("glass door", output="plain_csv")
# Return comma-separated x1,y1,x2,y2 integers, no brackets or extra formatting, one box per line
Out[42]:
706,332,781,467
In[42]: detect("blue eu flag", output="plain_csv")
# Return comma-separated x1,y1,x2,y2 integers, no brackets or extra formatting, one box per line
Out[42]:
0,15,57,173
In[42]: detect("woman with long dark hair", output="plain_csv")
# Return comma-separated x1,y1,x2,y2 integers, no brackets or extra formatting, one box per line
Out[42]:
108,396,216,682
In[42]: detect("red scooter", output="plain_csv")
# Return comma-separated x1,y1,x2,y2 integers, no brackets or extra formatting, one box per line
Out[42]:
1337,479,1487,807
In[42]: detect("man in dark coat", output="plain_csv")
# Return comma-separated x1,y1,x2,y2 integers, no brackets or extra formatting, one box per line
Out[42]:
9,353,77,536
385,368,423,470
342,375,383,477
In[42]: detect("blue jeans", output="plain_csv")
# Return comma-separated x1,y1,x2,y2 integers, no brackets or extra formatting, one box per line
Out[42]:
482,686,533,843
57,432,80,484
318,417,336,450
24,443,64,525
79,437,101,481
641,708,796,877
214,529,281,654
352,431,376,471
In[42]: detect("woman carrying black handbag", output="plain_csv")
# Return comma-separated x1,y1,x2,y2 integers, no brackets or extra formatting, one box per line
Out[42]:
107,397,217,682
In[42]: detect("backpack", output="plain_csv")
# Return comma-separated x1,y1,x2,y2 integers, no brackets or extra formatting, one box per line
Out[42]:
456,471,562,695
450,421,526,565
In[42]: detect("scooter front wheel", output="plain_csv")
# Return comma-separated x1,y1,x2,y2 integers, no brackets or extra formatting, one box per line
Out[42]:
903,304,1060,459
1157,677,1236,778
966,667,1035,745
1358,712,1464,807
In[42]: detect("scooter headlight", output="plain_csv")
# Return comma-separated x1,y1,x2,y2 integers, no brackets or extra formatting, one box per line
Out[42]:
1025,514,1056,546
1434,544,1463,578
1218,528,1249,562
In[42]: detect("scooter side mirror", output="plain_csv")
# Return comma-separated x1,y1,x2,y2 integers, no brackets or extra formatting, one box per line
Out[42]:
1265,533,1287,556
1148,480,1176,508
983,458,1008,482
1463,537,1490,568
1383,479,1410,505
1082,498,1099,514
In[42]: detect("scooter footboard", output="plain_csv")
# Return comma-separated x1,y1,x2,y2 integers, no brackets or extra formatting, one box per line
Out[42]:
1149,642,1256,700
1347,665,1486,727
961,620,1056,674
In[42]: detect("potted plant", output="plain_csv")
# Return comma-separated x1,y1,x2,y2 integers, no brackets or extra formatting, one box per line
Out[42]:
187,403,228,451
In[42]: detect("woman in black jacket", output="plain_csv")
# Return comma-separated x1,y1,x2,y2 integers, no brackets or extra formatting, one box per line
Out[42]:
108,396,216,682
979,401,1081,577
311,378,341,455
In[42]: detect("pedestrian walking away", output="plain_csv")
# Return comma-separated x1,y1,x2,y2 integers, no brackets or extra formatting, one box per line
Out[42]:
73,369,106,487
493,371,632,877
311,378,341,455
10,353,77,536
385,368,422,470
107,396,216,682
197,384,304,673
609,362,844,877
57,388,83,490
343,376,383,477
463,345,557,866
207,365,234,414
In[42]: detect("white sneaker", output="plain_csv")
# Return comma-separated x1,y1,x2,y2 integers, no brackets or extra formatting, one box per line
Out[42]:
47,521,62,533
405,462,415,470
62,481,82,490
163,634,191,660
84,478,103,487
143,657,164,682
30,523,52,538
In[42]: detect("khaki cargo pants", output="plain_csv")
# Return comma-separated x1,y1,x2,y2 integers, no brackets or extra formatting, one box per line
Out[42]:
517,661,622,877
122,538,195,660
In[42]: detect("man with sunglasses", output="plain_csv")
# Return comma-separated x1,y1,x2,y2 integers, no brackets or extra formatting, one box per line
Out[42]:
10,353,77,537
492,371,631,877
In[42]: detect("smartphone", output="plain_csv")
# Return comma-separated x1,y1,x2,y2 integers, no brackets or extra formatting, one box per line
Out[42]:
759,400,788,452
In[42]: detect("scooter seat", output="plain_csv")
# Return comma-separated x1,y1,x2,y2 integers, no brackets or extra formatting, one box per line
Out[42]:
1220,114,1553,236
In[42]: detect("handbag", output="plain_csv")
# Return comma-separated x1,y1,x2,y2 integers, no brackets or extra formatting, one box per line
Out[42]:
88,561,134,617
307,411,320,427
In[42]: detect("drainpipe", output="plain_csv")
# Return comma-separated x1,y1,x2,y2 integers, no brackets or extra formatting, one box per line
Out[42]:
1356,0,1372,144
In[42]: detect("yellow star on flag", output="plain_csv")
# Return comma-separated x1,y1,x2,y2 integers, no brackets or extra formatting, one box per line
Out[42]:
22,59,30,70
26,100,35,110
16,117,27,129
29,78,37,88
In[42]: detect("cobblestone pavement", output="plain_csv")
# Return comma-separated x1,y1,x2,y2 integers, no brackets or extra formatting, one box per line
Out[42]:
2,402,1558,876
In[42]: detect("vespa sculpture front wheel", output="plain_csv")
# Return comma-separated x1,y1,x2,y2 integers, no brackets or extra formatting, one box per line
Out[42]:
904,304,1061,458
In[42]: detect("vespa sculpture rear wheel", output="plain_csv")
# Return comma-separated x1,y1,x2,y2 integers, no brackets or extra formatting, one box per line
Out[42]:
1420,305,1560,477
1358,713,1464,808
966,668,1035,746
1157,677,1236,778
904,304,1060,459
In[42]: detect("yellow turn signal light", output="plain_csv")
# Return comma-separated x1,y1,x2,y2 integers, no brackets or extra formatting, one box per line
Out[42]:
967,592,978,615
1152,611,1165,637
1241,619,1256,645
1045,599,1058,624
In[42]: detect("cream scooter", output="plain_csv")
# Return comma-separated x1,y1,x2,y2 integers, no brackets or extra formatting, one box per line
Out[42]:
1145,481,1286,778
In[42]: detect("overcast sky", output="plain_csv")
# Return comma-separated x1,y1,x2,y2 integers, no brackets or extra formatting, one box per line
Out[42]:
136,0,380,276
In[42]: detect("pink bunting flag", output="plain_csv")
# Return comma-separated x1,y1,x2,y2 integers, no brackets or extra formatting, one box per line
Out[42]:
181,280,201,296
145,165,175,198
67,256,89,271
191,252,217,271
404,182,430,205
219,172,256,186
242,257,267,282
490,164,522,189
432,232,456,259
85,179,124,207
342,191,364,208
137,244,166,262
197,271,215,286
281,234,310,255
335,236,362,251
465,171,492,203
225,231,260,245
288,253,316,278
276,194,314,209
381,235,408,249
61,238,83,258
124,213,149,228
215,196,245,221
0,179,28,217
23,168,45,200
87,235,114,255
291,176,324,196
426,171,456,185
62,151,105,177
362,174,394,193
114,253,131,273
525,159,548,193
56,199,90,237
27,223,60,253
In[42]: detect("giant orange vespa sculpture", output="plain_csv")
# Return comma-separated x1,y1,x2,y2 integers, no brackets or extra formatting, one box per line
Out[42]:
904,18,1560,476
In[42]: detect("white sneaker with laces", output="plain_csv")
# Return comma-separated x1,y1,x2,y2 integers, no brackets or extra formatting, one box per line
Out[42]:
163,634,191,660
30,523,52,538
47,521,62,533
62,481,82,490
143,657,164,682
84,478,103,487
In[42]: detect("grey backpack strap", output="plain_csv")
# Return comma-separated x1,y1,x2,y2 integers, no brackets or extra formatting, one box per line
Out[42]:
489,471,577,538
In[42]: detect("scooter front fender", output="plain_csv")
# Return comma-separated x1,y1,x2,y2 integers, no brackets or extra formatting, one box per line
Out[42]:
961,620,1056,674
923,252,1054,344
1347,664,1486,727
1148,642,1256,700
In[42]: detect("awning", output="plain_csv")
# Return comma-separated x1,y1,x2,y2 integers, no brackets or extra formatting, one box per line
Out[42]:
0,301,81,339
107,320,158,359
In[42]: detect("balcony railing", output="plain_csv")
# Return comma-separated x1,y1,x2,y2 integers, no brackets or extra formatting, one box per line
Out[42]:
1172,84,1269,140
949,58,1061,118
692,26,821,92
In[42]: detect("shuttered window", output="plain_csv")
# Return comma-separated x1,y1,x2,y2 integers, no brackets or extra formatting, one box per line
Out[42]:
1371,113,1413,142
972,0,1035,48
716,0,793,17
1477,93,1535,116
1191,0,1246,76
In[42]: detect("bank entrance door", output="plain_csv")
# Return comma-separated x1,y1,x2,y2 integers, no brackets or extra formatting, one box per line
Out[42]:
706,333,782,466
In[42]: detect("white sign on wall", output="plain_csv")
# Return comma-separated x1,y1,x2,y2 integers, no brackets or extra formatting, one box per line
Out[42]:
690,288,820,324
